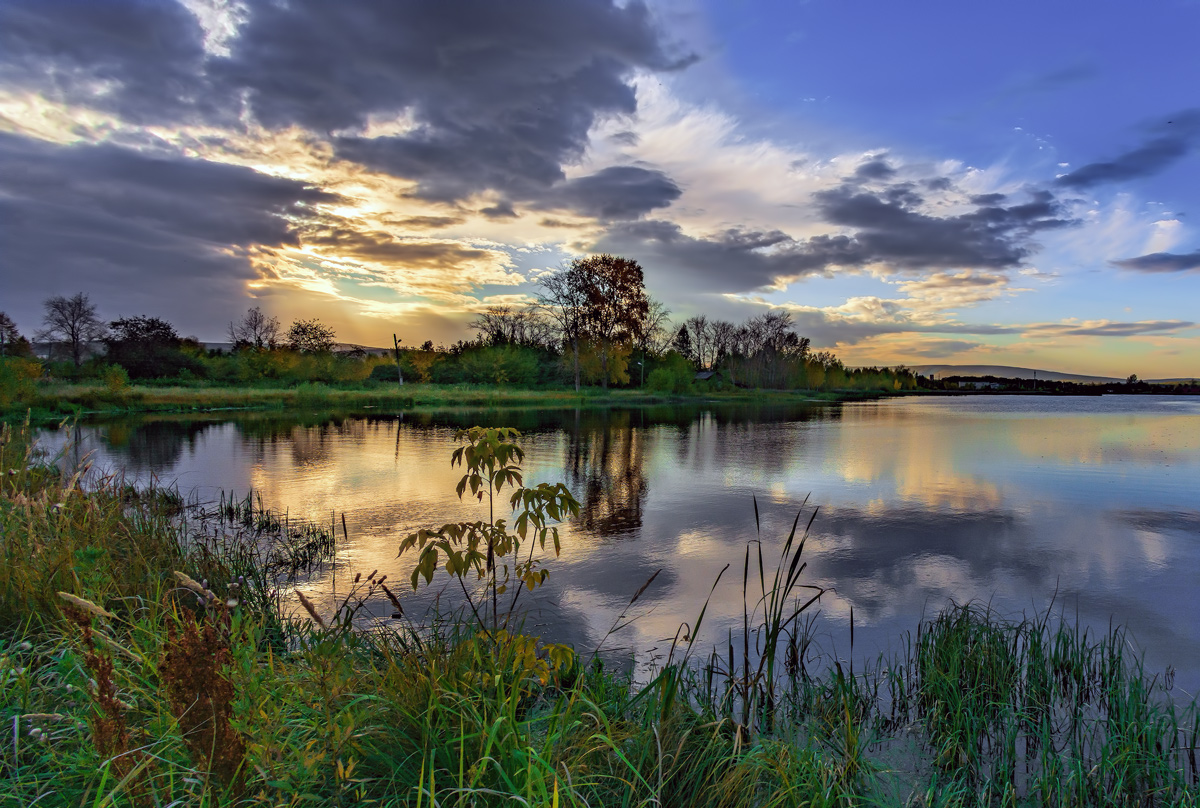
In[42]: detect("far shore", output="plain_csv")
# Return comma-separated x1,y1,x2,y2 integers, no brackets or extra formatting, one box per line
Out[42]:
3,381,906,423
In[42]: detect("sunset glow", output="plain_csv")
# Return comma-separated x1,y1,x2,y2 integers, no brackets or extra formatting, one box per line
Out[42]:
3,0,1198,377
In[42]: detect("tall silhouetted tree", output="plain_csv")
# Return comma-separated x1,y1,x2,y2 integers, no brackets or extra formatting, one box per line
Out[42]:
38,293,106,367
576,254,650,389
286,318,336,353
0,312,28,357
228,306,280,350
671,325,693,367
106,315,198,379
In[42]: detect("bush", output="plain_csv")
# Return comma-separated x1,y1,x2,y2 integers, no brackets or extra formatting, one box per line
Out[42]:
647,351,694,394
0,357,41,407
369,362,401,383
102,364,130,394
459,345,540,386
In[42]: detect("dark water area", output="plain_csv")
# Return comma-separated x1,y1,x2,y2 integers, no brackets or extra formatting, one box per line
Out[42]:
39,395,1200,691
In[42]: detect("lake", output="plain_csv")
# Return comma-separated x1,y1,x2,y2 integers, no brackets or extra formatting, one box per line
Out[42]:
40,395,1200,690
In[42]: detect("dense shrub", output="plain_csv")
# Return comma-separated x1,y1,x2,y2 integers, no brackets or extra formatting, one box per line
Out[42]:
459,345,541,386
0,357,41,407
647,351,694,393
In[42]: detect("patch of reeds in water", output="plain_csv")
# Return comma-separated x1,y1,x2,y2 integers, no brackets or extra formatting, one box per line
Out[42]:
1,419,1196,806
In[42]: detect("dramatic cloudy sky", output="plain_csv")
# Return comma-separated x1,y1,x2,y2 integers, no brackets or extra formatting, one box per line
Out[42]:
2,0,1199,377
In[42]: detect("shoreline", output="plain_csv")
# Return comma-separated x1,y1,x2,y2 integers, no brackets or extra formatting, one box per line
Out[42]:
3,382,900,423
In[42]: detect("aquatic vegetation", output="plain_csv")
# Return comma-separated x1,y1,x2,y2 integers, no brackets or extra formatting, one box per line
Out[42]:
0,420,1196,806
399,426,581,631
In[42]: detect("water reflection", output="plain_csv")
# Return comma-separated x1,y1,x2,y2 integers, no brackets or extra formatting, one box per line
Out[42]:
41,396,1200,689
566,410,648,539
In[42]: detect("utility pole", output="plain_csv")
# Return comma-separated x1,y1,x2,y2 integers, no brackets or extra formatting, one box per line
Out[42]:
393,334,404,387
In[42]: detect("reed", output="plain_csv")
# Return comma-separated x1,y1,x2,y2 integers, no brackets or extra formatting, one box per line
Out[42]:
1,420,1196,806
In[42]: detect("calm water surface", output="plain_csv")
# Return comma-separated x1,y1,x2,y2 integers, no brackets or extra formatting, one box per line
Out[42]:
43,396,1200,689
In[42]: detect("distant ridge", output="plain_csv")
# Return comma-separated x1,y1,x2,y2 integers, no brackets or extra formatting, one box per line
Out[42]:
201,341,392,355
908,365,1195,384
911,365,1122,383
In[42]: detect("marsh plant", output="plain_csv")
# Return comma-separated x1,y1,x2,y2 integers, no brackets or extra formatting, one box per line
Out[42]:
398,426,581,632
2,419,1198,806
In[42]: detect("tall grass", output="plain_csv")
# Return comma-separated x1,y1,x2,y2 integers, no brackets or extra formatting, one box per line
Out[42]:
1,420,1195,806
2,381,886,424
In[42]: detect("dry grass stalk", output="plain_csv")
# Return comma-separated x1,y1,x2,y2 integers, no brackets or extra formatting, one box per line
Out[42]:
379,582,404,617
57,591,115,619
60,603,148,799
296,590,327,629
161,611,246,793
173,571,215,601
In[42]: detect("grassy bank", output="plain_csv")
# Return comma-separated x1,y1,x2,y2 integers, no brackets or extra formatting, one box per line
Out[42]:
2,381,885,424
2,422,1196,806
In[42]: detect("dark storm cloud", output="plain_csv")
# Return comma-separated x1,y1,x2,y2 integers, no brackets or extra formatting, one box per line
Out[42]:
782,309,1018,348
853,157,896,181
0,0,213,124
1110,249,1200,273
814,185,1073,269
1,0,687,213
0,133,333,333
590,220,836,291
302,229,492,267
1056,110,1200,189
594,183,1073,292
390,216,464,230
480,201,519,220
970,193,1007,205
534,166,681,220
238,0,688,203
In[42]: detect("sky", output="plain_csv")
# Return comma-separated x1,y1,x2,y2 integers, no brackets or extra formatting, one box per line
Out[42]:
2,0,1199,378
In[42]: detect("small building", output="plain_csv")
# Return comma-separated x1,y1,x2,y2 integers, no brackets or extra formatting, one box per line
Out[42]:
694,370,727,388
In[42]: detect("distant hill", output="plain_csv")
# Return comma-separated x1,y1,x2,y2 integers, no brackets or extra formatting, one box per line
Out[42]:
908,365,1195,385
201,341,391,356
911,365,1122,383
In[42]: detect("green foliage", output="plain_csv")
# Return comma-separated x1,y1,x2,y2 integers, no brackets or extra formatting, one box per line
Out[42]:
0,358,41,407
399,426,580,629
648,350,695,393
579,339,632,386
105,315,204,380
458,344,542,386
101,363,129,394
368,360,401,383
2,422,1199,806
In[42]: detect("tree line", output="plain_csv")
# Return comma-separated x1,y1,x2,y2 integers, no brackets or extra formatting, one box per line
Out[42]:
432,253,915,393
1,254,917,396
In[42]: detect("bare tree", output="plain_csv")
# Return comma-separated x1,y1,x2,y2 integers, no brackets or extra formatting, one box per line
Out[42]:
632,297,671,385
537,263,589,391
37,293,107,366
640,299,675,356
723,311,810,388
228,306,280,350
684,315,711,369
470,305,551,347
710,319,737,366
